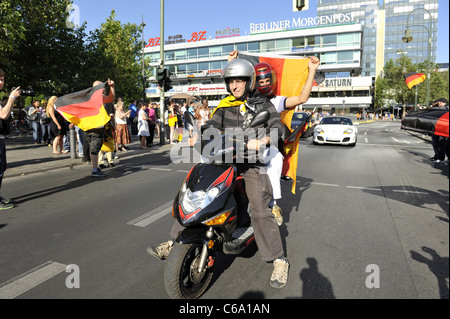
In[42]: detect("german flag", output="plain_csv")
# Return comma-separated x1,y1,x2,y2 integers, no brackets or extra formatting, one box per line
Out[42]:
403,72,426,89
54,83,111,131
239,53,311,193
239,53,310,97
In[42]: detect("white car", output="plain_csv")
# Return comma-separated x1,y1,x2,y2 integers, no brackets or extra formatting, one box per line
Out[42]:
313,116,358,146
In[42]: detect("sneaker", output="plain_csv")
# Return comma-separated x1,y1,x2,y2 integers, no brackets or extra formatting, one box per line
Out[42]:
147,240,174,260
272,204,283,226
0,196,13,205
270,258,289,289
91,168,107,177
0,202,14,210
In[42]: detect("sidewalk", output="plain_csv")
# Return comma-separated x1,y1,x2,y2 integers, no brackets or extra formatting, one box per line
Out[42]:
3,134,171,179
4,121,431,179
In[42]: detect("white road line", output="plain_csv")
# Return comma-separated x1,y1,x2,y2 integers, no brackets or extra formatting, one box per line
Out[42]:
0,261,67,299
346,186,382,191
393,190,429,195
127,201,173,227
149,167,172,172
365,138,369,143
391,137,411,144
310,182,339,188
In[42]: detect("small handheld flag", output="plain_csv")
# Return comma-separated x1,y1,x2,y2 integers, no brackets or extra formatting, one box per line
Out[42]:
403,72,426,89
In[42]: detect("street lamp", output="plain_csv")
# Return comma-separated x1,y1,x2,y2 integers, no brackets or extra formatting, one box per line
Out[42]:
402,28,413,43
402,8,433,107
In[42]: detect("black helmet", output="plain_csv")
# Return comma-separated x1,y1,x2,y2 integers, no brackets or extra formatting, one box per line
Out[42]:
222,59,255,98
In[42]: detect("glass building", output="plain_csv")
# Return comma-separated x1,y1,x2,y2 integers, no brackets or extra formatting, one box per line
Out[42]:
144,23,373,112
317,0,439,77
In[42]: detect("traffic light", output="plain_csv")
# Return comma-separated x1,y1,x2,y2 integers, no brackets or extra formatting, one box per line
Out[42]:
293,0,309,11
156,67,165,87
163,68,172,92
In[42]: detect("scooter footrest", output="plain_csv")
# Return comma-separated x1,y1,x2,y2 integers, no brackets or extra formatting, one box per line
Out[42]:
232,226,254,240
223,227,254,254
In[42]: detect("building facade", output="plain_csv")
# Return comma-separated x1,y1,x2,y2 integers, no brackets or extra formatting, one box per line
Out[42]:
144,22,373,113
317,0,439,77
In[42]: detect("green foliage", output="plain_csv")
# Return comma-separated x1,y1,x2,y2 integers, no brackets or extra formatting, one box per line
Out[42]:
375,55,449,108
0,2,149,104
87,10,151,102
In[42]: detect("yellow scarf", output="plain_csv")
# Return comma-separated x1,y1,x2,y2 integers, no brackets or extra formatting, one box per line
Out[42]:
212,95,246,116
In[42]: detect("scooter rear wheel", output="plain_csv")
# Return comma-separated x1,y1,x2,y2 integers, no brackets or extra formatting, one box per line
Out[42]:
164,243,215,299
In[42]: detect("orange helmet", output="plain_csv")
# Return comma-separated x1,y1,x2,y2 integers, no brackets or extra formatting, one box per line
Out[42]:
254,62,277,96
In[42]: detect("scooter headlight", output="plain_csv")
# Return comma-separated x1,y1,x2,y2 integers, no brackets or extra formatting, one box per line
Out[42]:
180,183,221,214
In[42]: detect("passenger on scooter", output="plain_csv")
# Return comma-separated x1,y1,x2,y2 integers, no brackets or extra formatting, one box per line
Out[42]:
228,51,320,226
149,58,290,289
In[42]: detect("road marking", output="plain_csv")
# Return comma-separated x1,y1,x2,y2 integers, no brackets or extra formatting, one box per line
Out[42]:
0,261,67,299
346,186,382,192
311,182,339,188
127,201,173,227
149,167,172,172
393,190,429,195
365,138,369,143
391,137,411,144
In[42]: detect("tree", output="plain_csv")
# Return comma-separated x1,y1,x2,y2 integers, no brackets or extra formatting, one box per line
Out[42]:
376,56,449,109
87,10,151,102
0,0,89,96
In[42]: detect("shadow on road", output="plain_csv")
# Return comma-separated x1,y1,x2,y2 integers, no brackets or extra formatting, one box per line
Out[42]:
410,246,449,299
238,257,336,299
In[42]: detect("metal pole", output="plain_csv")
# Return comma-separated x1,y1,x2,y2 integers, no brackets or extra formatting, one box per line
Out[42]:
159,0,165,145
405,8,433,107
141,15,146,102
426,33,431,107
69,127,77,159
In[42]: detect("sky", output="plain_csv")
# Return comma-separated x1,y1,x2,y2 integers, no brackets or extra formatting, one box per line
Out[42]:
71,0,449,63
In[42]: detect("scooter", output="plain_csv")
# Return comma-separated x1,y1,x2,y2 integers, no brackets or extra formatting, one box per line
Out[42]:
163,110,271,299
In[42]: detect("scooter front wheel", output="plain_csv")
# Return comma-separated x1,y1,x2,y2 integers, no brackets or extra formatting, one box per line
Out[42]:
164,243,215,299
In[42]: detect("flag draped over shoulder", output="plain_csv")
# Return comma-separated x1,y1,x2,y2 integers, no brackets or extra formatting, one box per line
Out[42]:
54,83,111,131
403,72,426,89
239,53,310,194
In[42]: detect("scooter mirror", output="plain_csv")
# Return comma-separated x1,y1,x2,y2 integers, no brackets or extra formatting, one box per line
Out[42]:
249,110,270,128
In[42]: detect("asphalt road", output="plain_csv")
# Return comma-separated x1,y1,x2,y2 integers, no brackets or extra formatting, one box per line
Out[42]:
0,120,448,300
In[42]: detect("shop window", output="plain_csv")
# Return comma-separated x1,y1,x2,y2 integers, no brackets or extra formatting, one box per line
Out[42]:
187,49,197,60
322,34,337,48
222,44,234,56
248,42,260,53
292,37,305,48
198,47,209,59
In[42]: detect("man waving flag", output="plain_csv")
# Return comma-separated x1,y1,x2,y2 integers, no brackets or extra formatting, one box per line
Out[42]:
54,82,111,131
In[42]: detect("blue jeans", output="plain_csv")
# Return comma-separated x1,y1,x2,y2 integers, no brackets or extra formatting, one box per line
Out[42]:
31,121,42,143
41,123,51,143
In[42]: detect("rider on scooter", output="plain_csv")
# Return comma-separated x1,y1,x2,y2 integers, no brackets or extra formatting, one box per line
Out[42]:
149,58,290,289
